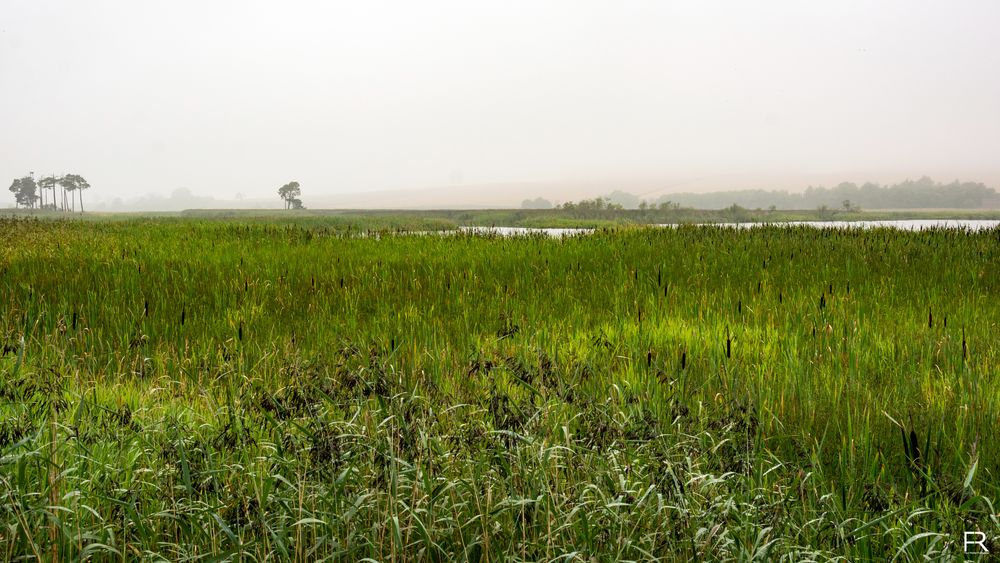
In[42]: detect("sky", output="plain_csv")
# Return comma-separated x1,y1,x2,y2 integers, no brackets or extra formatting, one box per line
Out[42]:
2,1,999,208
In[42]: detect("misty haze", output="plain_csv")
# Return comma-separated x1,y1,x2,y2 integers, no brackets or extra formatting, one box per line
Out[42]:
4,1,1000,209
3,2,1000,561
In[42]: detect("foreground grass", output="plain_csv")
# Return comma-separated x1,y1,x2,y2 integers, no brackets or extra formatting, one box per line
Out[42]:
0,217,998,560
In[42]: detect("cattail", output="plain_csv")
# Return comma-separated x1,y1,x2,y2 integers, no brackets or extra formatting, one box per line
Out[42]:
819,294,826,310
681,351,686,370
738,300,742,314
657,268,661,286
646,350,652,367
238,321,243,341
340,277,344,288
944,315,947,328
725,327,731,359
757,280,761,293
181,308,185,326
72,311,77,331
144,300,148,317
962,328,967,361
928,308,933,328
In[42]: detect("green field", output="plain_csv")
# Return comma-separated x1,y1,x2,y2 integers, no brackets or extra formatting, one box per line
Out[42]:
1,217,998,560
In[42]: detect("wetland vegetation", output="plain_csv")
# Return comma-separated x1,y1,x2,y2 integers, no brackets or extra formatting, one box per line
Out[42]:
0,216,998,560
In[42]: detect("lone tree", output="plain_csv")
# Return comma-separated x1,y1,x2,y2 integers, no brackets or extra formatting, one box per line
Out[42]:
278,181,301,209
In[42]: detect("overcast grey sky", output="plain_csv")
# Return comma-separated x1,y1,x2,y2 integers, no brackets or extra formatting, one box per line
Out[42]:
3,1,999,206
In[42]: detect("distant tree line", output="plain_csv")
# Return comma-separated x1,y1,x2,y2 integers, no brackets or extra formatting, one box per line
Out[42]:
559,197,681,213
521,177,996,211
524,196,685,219
658,177,995,210
8,173,91,212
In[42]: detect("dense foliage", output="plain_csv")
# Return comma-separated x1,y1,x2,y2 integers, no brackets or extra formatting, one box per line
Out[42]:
0,217,998,560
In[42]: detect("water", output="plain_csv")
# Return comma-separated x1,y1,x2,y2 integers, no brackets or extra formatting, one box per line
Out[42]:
459,220,1000,237
709,219,1000,231
458,226,592,237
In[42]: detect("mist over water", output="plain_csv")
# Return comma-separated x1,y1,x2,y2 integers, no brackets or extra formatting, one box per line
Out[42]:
3,1,999,209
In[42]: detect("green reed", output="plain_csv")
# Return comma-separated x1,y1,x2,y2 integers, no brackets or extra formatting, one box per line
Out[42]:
0,216,997,560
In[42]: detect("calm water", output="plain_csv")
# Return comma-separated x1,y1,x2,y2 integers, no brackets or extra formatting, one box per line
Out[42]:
459,220,1000,237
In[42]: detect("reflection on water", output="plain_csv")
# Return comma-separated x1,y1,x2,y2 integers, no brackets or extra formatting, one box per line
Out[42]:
459,220,1000,237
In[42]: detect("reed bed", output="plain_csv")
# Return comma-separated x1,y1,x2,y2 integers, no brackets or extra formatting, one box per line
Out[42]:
0,217,997,561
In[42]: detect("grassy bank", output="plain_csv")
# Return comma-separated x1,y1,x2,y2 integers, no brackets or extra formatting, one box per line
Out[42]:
6,206,1000,229
0,217,998,560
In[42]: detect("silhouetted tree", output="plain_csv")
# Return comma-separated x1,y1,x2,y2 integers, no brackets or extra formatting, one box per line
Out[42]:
278,181,301,209
59,176,76,211
37,175,58,209
60,174,91,212
8,176,38,209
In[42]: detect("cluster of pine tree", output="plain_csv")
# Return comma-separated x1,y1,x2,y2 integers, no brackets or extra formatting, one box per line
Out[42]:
8,173,91,212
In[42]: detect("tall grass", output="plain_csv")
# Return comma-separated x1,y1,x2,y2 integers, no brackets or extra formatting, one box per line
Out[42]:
0,217,997,560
